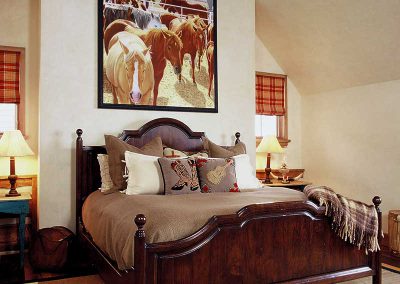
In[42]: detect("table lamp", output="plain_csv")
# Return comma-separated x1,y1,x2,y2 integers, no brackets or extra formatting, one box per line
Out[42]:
0,130,34,197
256,135,284,184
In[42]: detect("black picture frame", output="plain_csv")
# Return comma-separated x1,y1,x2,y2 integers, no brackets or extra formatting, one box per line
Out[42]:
98,0,218,113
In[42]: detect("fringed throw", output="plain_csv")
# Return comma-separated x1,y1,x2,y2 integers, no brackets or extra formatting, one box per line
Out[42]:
304,185,380,253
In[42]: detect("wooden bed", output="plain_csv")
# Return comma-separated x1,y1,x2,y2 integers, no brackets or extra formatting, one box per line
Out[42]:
75,118,382,284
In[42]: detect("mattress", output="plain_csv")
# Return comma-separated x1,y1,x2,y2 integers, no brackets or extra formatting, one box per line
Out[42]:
82,187,306,269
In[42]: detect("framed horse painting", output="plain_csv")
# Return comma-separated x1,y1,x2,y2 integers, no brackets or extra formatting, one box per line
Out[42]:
98,0,218,113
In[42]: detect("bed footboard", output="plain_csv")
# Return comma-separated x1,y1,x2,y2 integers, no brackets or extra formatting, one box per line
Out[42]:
132,198,382,284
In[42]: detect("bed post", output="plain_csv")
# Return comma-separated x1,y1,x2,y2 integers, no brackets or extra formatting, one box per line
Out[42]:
76,129,83,234
134,214,147,284
235,132,241,144
372,196,382,284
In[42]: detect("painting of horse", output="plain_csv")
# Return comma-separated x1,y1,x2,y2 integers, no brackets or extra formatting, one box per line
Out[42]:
106,31,154,104
170,18,205,84
98,0,217,112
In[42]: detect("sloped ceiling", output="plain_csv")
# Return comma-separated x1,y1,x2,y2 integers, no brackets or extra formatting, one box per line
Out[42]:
256,0,400,95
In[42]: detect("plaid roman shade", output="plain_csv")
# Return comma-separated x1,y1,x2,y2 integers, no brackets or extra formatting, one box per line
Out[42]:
0,50,21,104
256,74,286,116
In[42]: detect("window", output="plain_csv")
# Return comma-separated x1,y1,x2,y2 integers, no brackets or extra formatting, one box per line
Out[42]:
0,103,17,131
0,46,25,135
255,115,276,137
255,72,289,147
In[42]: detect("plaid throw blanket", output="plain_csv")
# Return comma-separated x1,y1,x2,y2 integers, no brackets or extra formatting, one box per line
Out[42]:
304,185,380,253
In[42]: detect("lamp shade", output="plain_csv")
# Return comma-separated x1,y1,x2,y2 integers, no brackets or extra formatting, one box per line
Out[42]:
0,130,34,157
256,135,284,154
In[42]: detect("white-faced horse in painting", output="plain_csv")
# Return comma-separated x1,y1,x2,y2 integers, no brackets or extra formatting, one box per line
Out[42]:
106,31,154,105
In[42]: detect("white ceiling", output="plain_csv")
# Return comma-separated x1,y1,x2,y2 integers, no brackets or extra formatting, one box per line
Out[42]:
255,0,400,95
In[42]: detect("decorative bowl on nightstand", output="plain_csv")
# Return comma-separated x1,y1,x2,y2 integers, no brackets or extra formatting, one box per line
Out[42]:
278,164,290,184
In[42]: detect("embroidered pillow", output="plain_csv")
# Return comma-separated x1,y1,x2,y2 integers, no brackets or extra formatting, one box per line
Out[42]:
158,157,200,195
163,147,208,158
105,135,163,192
97,154,114,192
203,137,246,158
196,158,239,193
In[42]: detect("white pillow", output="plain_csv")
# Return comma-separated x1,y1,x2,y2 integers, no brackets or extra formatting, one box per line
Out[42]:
97,154,114,192
232,154,262,189
124,151,164,195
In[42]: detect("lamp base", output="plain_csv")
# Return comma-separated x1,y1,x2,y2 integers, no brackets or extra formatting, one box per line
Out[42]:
264,167,272,184
5,175,20,197
6,190,21,197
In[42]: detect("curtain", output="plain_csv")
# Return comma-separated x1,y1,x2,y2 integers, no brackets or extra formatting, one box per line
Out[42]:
0,50,21,104
255,74,285,116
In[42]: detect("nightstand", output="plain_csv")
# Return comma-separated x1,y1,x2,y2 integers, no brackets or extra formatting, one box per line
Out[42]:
263,179,312,191
0,192,31,271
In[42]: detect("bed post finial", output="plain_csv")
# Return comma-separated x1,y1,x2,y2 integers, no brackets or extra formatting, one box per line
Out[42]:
134,214,146,237
235,132,241,145
76,129,83,138
372,196,381,211
372,196,382,284
134,214,146,284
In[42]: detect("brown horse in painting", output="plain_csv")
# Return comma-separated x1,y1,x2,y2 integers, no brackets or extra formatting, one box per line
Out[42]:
160,13,178,28
160,0,181,14
188,14,207,30
206,41,214,97
161,0,208,19
127,26,183,105
170,18,205,84
188,14,207,69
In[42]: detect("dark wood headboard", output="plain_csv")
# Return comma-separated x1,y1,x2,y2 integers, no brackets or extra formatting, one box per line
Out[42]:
75,118,240,231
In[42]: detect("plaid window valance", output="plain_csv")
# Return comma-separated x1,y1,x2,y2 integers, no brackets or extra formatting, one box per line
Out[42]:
0,50,21,104
256,74,286,116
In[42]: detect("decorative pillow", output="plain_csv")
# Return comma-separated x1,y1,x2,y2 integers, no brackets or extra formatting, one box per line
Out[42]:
124,151,164,195
158,157,200,195
97,154,114,192
203,137,246,158
104,135,163,192
232,154,262,189
196,158,239,193
163,147,208,158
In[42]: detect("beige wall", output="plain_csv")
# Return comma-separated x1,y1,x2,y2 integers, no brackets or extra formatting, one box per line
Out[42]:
0,0,40,176
302,80,400,231
255,36,302,170
39,0,255,230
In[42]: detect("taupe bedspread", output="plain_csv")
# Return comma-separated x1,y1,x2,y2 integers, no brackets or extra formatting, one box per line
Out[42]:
82,187,306,269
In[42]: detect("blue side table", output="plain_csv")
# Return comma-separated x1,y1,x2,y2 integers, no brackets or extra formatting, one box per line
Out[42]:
0,193,31,271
